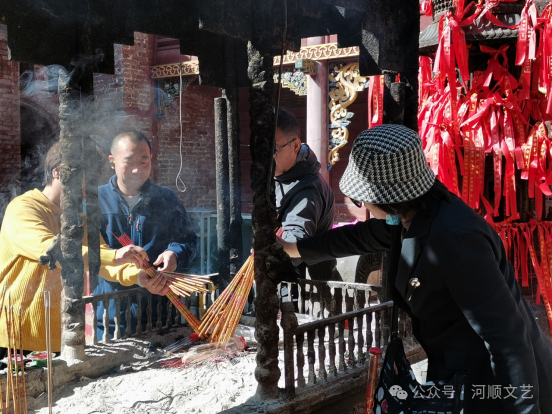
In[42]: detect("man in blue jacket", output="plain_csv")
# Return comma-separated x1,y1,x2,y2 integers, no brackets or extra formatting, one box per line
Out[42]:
96,129,197,337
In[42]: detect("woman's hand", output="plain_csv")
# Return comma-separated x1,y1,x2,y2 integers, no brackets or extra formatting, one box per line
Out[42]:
276,236,300,258
138,270,170,296
114,245,149,269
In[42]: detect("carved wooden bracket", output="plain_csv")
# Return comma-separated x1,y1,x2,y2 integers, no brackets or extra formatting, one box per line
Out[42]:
274,68,307,96
295,58,316,75
155,76,197,118
328,61,368,167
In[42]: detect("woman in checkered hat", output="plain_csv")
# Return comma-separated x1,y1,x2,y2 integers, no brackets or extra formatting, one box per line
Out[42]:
280,124,552,414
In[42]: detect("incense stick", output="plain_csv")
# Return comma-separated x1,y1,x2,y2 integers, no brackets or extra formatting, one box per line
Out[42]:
43,291,52,414
6,303,15,414
0,288,7,414
18,307,27,414
3,305,9,414
10,306,20,414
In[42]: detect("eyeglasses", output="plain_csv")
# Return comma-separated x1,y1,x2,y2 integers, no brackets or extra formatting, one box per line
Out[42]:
350,198,363,208
273,138,297,157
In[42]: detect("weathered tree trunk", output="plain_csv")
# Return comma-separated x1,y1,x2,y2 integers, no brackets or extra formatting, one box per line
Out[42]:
247,42,280,400
58,70,87,362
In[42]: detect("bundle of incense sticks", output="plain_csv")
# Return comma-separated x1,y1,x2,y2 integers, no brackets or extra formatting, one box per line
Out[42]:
197,228,283,343
106,228,204,333
43,291,53,414
197,254,254,343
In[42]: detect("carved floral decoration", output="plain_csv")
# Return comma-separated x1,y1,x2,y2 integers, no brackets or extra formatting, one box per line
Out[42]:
328,62,368,167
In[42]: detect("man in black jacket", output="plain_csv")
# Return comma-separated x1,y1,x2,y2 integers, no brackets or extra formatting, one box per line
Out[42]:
275,109,339,313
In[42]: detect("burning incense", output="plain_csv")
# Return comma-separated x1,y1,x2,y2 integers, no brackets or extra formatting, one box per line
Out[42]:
105,227,206,333
18,307,27,414
43,291,53,414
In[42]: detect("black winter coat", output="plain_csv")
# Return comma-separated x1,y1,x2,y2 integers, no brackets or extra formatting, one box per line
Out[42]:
276,144,336,281
297,193,552,414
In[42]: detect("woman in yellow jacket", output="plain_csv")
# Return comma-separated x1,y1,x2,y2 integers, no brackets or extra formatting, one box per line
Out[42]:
0,142,169,353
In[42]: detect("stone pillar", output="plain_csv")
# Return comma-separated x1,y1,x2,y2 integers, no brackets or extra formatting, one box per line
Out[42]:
224,38,244,279
247,41,281,400
306,37,329,182
215,97,231,287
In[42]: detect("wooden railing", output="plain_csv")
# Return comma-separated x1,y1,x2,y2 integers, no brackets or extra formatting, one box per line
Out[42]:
279,278,382,318
82,274,219,345
278,278,420,399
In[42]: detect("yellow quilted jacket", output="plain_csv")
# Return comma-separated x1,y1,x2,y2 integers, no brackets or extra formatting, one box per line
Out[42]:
0,189,140,351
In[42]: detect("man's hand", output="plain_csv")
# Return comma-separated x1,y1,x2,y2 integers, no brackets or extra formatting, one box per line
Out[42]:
39,234,63,270
276,236,300,258
138,270,170,296
153,250,177,273
114,245,149,269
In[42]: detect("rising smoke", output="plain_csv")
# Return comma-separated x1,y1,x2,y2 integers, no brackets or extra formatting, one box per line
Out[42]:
0,51,154,227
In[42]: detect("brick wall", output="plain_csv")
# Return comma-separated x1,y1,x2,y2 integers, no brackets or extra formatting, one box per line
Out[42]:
0,24,20,198
156,81,221,208
122,33,155,138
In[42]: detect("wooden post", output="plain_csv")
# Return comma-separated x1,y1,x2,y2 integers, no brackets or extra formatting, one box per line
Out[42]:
247,41,280,399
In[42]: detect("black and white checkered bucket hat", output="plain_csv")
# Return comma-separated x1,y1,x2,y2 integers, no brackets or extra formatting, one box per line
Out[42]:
339,125,435,204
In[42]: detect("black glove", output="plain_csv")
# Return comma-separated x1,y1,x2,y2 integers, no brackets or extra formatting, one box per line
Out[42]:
265,242,300,284
39,234,63,270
